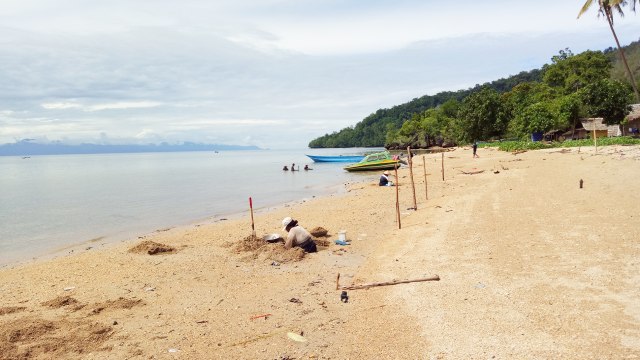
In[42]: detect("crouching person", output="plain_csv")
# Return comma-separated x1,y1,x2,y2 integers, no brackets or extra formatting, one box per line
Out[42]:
282,217,317,253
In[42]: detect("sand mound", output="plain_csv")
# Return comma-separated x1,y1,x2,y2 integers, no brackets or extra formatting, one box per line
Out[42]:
91,297,144,315
128,240,176,255
0,306,26,316
233,235,306,263
41,295,79,308
0,317,113,359
309,226,329,237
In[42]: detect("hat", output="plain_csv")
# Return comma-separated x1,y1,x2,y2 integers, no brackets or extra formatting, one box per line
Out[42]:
383,171,390,176
282,217,293,230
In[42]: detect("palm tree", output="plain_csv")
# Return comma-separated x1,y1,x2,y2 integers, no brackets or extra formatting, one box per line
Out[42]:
578,0,640,102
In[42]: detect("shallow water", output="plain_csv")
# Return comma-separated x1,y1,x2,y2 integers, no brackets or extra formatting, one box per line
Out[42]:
0,148,382,265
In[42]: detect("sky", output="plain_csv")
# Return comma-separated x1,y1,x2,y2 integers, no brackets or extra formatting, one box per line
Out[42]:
1,0,640,149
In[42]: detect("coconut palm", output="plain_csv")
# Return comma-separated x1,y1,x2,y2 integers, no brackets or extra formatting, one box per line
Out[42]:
578,0,640,102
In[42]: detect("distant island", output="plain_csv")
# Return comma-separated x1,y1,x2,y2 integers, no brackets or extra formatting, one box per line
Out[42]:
0,140,260,156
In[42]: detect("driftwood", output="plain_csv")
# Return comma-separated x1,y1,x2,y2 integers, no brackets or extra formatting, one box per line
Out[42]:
460,169,484,175
336,273,440,290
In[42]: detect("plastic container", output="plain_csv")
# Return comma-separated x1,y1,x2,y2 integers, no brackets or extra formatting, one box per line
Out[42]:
338,230,347,241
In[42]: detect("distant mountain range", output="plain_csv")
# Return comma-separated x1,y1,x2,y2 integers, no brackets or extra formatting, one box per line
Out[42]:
0,140,260,156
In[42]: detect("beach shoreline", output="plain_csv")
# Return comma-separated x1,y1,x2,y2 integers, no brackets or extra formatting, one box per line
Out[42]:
1,145,640,359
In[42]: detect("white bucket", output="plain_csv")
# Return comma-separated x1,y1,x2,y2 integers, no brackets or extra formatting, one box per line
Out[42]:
338,230,347,241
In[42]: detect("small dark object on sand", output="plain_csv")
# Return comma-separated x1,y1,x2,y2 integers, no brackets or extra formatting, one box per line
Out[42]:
341,291,349,303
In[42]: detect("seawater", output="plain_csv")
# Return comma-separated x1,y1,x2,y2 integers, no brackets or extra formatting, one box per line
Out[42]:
0,148,381,266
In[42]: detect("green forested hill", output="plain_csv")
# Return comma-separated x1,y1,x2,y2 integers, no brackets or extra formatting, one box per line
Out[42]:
309,39,640,148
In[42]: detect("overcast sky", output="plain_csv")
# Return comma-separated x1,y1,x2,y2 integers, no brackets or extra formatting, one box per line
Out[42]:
1,1,639,149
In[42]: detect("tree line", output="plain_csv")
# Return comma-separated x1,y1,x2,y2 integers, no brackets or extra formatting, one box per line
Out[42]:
309,41,640,149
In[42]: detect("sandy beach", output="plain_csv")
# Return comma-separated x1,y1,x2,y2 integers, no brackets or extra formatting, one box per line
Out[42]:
1,145,640,359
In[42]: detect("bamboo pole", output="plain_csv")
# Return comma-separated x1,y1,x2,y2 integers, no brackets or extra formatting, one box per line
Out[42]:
338,275,440,290
441,152,445,181
407,146,417,210
422,156,428,200
394,163,401,229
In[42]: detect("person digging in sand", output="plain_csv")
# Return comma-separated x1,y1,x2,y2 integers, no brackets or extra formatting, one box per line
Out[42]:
282,217,317,253
379,170,393,186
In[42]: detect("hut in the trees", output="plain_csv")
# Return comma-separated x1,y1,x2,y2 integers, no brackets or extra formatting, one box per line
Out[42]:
624,104,640,136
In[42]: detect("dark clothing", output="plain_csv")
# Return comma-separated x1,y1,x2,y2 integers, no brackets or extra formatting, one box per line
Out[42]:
298,238,317,253
379,174,390,186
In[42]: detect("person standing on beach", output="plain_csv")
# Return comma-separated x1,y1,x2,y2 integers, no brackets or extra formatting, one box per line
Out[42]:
291,163,297,171
282,217,317,253
472,141,479,158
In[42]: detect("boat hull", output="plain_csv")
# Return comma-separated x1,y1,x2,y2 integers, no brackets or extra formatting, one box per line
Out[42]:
306,155,365,163
343,160,401,172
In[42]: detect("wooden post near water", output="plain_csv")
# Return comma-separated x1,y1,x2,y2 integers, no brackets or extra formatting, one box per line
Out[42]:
394,164,401,229
407,146,417,210
249,197,256,238
423,156,428,200
441,152,445,181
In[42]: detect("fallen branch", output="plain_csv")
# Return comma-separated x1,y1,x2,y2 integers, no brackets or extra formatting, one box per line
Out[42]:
460,169,484,175
338,275,440,290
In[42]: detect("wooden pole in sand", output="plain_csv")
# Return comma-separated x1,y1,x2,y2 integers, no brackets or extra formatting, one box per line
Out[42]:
407,146,417,210
593,122,598,154
423,156,428,200
394,163,401,229
249,197,256,238
441,152,445,181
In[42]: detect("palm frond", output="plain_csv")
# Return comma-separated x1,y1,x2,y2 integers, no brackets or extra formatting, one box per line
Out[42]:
577,0,596,18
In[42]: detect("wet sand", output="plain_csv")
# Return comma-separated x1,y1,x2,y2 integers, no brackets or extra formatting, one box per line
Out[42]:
1,145,639,359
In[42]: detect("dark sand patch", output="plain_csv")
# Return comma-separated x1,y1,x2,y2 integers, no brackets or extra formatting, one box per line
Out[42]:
0,307,26,316
41,296,79,309
90,297,144,315
128,240,176,255
0,317,113,360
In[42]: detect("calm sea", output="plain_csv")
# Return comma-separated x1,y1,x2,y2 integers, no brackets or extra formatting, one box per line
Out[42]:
0,148,381,266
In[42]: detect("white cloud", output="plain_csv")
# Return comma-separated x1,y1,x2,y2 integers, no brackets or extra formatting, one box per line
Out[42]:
1,1,640,148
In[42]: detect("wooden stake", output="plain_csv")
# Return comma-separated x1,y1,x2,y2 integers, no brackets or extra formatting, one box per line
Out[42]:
338,275,440,290
593,122,598,154
394,163,401,229
249,197,256,238
423,156,428,200
407,146,417,210
336,273,341,290
441,152,445,181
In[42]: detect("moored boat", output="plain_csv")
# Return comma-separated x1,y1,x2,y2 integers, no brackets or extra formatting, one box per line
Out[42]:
343,151,401,172
306,154,365,163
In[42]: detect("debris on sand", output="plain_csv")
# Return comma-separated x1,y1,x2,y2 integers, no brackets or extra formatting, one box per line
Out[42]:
128,240,176,255
309,227,328,237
